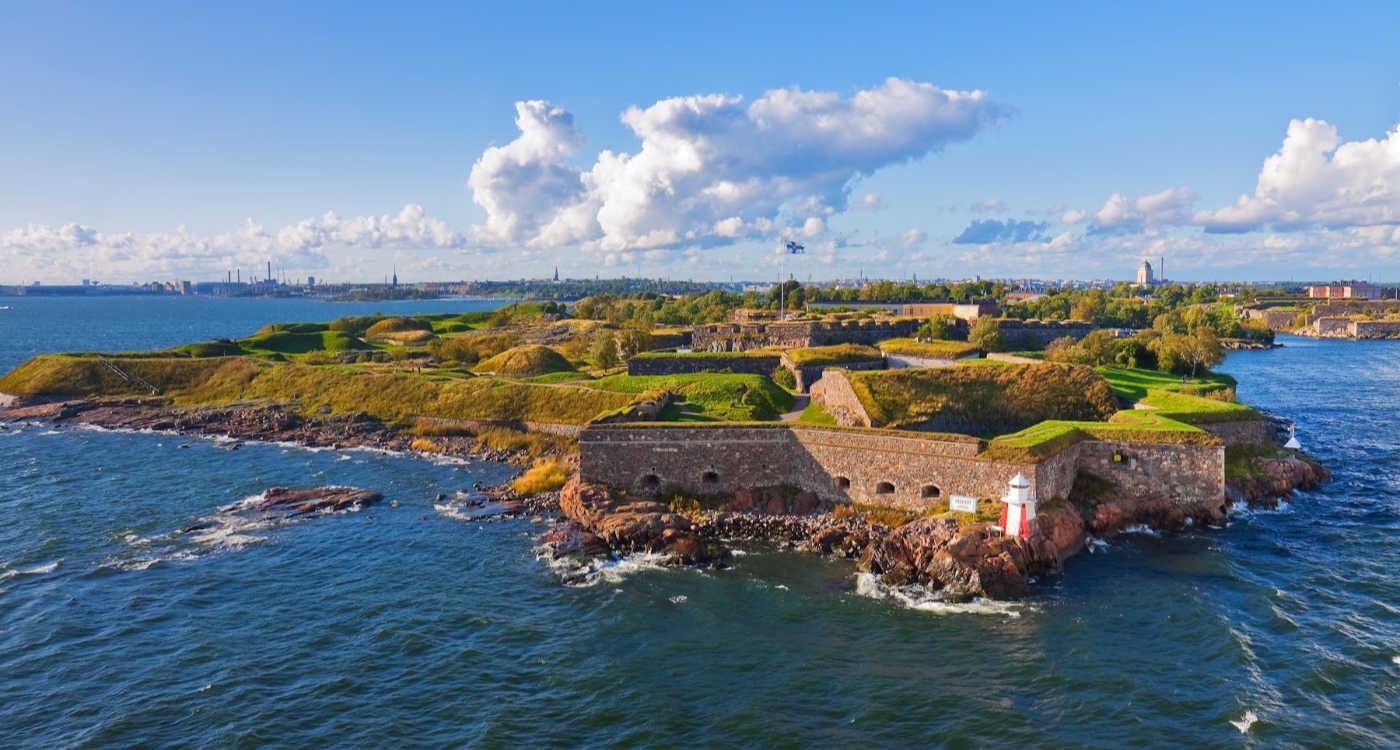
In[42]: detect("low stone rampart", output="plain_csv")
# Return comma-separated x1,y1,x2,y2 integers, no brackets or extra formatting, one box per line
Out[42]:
808,370,872,426
578,423,1224,513
626,354,781,377
1075,440,1224,508
692,319,919,352
995,320,1096,349
1197,418,1272,445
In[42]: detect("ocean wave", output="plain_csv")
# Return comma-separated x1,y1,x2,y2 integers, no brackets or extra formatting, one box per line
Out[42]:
1230,709,1258,733
853,573,1026,617
1086,537,1110,554
539,550,672,588
0,559,62,580
1119,524,1161,537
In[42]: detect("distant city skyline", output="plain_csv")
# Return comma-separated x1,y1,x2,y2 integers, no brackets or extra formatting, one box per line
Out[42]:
3,2,1400,284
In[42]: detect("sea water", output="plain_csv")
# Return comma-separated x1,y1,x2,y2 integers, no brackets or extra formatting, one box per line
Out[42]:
1,297,1396,747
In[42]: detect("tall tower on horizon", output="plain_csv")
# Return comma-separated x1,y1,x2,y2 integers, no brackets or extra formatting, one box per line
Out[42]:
1136,259,1155,287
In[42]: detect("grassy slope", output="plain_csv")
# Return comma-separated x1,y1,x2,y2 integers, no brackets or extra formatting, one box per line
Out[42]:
878,338,981,359
0,354,630,425
586,372,794,421
846,362,1118,432
785,344,883,367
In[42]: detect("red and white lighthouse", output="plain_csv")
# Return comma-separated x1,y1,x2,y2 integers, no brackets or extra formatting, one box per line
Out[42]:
998,473,1037,539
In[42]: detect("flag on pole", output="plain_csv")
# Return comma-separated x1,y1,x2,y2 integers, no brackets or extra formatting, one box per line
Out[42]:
785,241,805,254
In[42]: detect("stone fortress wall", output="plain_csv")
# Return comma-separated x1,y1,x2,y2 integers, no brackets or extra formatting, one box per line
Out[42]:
991,320,1097,349
579,423,1225,514
627,354,782,377
1310,318,1400,339
692,319,921,352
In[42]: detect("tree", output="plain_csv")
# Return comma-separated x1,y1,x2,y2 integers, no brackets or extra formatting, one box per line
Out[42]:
1182,326,1224,377
969,317,1006,352
590,332,620,369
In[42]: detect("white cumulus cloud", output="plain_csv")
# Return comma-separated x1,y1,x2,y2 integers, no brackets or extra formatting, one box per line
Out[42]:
1089,186,1196,233
1196,118,1400,232
1,204,465,282
466,77,1002,252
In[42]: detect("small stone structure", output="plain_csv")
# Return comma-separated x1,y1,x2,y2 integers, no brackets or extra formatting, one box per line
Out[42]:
578,423,1225,513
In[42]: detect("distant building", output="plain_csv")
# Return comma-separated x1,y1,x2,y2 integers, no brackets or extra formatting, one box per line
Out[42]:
1135,259,1155,287
1307,282,1381,300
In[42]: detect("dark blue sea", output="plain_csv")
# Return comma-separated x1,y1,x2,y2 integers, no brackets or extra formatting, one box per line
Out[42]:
0,297,1396,748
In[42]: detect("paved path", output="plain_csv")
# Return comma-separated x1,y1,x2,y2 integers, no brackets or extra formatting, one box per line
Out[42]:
779,393,809,422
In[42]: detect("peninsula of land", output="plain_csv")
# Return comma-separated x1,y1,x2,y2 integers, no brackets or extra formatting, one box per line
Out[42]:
0,284,1330,599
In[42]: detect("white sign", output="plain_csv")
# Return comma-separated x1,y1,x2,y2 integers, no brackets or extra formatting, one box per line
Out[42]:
949,494,978,513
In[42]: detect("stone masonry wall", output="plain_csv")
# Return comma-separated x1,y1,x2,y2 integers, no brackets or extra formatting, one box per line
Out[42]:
1198,418,1273,445
1353,320,1400,339
627,354,781,377
996,320,1096,349
808,370,872,426
1075,440,1224,509
577,423,1221,514
692,319,919,352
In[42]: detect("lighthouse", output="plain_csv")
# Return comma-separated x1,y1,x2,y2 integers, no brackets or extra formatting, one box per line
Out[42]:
998,473,1037,539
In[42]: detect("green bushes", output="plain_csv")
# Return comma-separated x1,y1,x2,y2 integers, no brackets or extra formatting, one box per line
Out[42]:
771,364,797,390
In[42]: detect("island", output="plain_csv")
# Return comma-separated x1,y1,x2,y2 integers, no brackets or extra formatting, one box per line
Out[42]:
0,290,1328,601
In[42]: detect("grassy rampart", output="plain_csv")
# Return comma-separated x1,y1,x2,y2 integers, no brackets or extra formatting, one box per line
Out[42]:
0,354,631,425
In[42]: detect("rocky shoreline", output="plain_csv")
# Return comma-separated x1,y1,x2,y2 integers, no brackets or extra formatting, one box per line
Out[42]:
1,394,1331,602
0,397,535,464
541,447,1329,600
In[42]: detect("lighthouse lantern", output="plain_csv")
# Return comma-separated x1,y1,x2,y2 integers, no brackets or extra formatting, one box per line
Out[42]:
998,473,1037,539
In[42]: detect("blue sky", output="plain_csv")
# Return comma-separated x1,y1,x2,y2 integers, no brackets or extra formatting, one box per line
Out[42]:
3,1,1399,284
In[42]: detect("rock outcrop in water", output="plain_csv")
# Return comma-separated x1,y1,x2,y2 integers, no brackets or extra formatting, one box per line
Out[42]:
1226,453,1330,510
254,486,383,515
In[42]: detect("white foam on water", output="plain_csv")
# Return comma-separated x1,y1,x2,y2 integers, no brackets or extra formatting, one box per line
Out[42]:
541,550,673,588
1392,655,1400,667
1086,537,1110,554
668,595,688,604
853,573,1026,617
1120,524,1161,537
1230,709,1258,733
775,584,790,590
1,559,62,580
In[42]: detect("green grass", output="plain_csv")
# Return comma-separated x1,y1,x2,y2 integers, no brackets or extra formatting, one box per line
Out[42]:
878,338,981,359
846,362,1118,433
585,372,794,421
1136,389,1261,424
473,345,575,377
796,399,839,425
0,354,632,425
785,344,883,367
1097,366,1236,401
